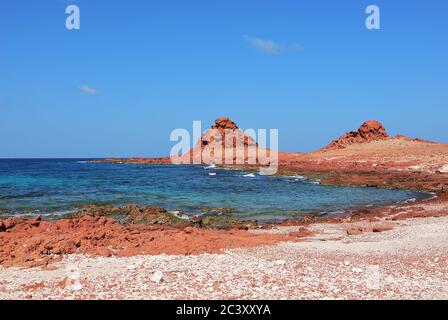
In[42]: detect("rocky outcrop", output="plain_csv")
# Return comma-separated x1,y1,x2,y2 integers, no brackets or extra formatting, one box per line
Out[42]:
200,215,256,230
199,117,257,150
324,120,389,150
182,117,261,165
69,205,188,227
68,204,254,229
0,214,294,268
123,206,187,226
0,217,27,232
98,117,270,166
212,117,238,131
70,205,124,218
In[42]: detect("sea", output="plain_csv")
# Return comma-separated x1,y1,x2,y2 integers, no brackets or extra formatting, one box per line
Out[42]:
0,159,430,221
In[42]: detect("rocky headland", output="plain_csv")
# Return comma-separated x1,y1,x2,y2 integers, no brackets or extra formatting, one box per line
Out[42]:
99,118,448,193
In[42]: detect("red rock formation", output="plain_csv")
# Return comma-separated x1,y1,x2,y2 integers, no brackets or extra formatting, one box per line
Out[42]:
212,117,238,131
200,117,257,149
97,117,273,167
324,120,389,150
185,117,261,165
0,215,300,268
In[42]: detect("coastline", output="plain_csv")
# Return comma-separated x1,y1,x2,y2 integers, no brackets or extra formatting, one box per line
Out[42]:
1,121,448,299
1,195,448,299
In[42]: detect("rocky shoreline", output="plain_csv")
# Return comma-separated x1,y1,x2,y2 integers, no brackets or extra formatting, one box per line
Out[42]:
1,194,448,299
0,174,444,269
2,119,448,269
1,118,448,299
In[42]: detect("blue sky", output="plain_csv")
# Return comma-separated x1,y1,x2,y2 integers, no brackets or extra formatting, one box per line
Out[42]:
1,0,447,158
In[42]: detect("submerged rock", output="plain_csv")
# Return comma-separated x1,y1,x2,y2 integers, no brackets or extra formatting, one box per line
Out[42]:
69,205,123,218
189,215,203,226
67,204,255,229
69,205,187,227
201,215,256,230
200,207,236,215
124,206,187,227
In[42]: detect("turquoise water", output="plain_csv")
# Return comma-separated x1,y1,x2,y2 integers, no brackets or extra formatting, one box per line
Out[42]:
0,159,428,221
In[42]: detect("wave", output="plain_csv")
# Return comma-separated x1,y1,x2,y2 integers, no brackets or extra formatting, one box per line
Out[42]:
426,192,438,200
204,164,216,169
208,172,216,176
284,175,306,180
168,210,190,220
278,175,313,183
243,173,255,177
324,209,346,215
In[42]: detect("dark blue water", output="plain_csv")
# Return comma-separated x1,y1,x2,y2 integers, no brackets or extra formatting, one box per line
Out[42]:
0,159,428,221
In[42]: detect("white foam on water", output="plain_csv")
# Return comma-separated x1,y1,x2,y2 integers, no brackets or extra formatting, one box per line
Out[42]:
243,173,255,177
169,211,190,220
403,198,416,204
204,164,216,169
427,192,438,200
325,209,346,215
282,175,306,179
208,172,216,176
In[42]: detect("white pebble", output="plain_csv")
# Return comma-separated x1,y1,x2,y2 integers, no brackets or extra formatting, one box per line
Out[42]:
151,271,164,284
274,260,286,266
70,283,83,291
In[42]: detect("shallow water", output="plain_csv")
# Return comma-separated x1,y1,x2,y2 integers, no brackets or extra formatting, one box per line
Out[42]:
0,159,429,221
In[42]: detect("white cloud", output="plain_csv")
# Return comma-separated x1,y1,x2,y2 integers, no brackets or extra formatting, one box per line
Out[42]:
243,35,303,54
244,35,283,54
78,85,97,96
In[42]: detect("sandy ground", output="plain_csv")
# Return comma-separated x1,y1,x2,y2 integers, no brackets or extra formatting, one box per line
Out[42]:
1,200,447,300
283,137,448,174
